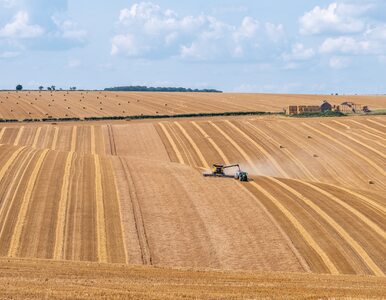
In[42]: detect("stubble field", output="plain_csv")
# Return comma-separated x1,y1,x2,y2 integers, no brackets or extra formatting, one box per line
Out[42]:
0,92,385,298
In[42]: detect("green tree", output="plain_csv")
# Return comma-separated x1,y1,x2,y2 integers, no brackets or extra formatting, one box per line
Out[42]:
16,84,23,91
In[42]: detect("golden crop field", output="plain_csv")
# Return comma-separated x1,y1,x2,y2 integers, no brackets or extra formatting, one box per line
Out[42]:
0,91,385,119
0,93,385,298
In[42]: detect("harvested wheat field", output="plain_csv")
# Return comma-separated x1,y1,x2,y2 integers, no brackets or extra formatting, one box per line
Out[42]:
0,104,385,298
0,91,385,120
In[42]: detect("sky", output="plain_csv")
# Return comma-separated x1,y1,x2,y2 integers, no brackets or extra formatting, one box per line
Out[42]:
0,0,385,94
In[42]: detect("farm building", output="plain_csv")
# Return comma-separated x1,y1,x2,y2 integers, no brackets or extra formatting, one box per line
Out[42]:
285,100,333,115
320,100,332,112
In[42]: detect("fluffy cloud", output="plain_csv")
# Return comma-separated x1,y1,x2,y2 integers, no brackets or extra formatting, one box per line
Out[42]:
0,11,44,38
282,43,315,61
111,2,284,61
52,15,87,41
299,2,370,35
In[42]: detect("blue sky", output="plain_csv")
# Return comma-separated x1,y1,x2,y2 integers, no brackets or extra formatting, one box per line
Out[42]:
0,0,385,93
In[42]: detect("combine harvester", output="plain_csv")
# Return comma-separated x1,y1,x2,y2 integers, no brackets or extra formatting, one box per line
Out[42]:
203,164,249,182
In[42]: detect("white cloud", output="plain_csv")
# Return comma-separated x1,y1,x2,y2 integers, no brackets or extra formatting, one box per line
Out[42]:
320,36,370,54
52,16,87,41
282,43,315,61
112,2,284,61
0,11,44,38
299,3,369,35
329,56,351,69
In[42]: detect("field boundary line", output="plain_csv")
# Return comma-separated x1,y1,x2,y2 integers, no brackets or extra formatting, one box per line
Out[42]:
174,122,209,169
94,155,108,263
8,149,49,257
320,123,386,159
53,151,74,260
158,123,185,164
191,121,230,165
303,123,386,176
348,120,386,136
13,126,24,146
267,177,385,277
119,158,152,265
51,127,59,150
293,180,385,240
90,126,96,155
208,121,336,273
31,127,41,148
250,180,338,274
193,122,311,272
226,120,289,178
245,121,317,181
70,126,77,152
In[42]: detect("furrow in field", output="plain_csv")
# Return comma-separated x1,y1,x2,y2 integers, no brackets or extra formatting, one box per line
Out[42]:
119,158,152,265
51,127,59,150
111,159,129,264
244,121,318,181
208,121,255,170
174,122,209,169
350,131,386,148
267,177,385,277
367,119,386,128
107,125,117,155
0,147,25,184
13,126,24,145
320,123,386,159
348,120,386,137
8,149,49,257
31,127,41,148
329,185,386,216
53,151,74,260
158,123,185,164
206,121,338,274
293,180,385,239
70,126,77,152
0,127,5,141
191,121,230,165
94,155,107,263
226,121,289,177
303,123,386,176
90,126,96,155
249,180,339,274
0,149,36,257
191,122,310,272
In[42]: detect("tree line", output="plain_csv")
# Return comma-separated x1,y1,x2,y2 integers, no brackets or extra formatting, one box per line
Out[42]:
104,86,222,93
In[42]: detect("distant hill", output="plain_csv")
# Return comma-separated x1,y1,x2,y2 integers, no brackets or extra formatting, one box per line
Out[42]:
104,86,222,93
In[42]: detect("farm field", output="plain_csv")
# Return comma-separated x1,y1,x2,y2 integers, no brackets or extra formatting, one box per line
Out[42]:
2,257,386,299
0,108,385,297
0,91,385,120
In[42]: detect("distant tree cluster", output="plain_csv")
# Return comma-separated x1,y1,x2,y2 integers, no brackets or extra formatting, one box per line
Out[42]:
104,86,222,93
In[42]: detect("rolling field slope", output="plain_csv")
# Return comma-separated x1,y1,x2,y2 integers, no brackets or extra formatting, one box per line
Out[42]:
0,91,385,120
0,114,385,298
